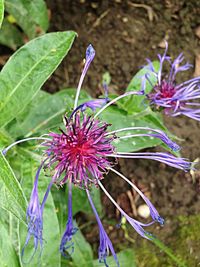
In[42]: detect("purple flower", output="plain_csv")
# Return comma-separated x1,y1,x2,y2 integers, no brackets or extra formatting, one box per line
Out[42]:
144,41,200,121
74,44,96,110
112,126,180,152
60,182,78,257
87,190,119,267
21,162,44,261
76,99,109,112
44,112,115,188
21,159,53,262
109,152,191,171
3,44,194,267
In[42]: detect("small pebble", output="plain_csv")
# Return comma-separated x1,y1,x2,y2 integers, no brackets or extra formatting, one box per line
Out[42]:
122,17,128,23
137,204,150,219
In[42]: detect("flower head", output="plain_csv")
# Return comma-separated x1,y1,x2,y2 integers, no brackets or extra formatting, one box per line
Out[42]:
44,112,115,188
144,42,200,120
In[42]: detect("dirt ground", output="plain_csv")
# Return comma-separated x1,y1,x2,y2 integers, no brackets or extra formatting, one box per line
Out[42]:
44,0,200,265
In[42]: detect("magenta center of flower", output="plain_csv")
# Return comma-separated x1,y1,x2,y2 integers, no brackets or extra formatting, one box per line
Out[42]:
62,132,96,159
155,80,176,99
44,113,115,187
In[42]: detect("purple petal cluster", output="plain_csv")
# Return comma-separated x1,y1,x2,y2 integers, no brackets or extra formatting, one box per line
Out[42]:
145,42,200,120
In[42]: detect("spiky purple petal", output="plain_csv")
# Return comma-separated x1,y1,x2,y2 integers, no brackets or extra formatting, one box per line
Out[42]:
110,167,164,226
98,181,159,240
109,152,192,171
86,189,119,267
60,182,78,257
22,162,44,260
74,44,96,109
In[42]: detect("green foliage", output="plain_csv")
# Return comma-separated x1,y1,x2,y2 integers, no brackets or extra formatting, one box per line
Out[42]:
150,236,187,267
0,128,13,149
0,0,49,49
134,215,200,267
0,18,23,49
99,105,168,152
62,228,137,267
0,152,27,223
5,0,48,39
5,0,48,38
0,0,4,28
70,185,102,215
123,61,159,114
0,31,76,128
94,249,136,267
0,218,20,267
71,228,94,267
6,89,91,138
174,215,200,266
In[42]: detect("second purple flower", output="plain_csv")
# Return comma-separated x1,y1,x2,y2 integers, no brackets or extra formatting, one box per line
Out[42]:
143,42,200,121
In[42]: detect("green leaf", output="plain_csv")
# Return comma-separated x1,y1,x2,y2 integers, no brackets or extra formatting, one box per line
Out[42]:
99,106,168,152
5,0,49,38
19,158,61,266
123,61,160,114
71,185,102,215
93,249,136,267
0,128,13,150
71,227,94,267
0,152,27,222
0,219,20,267
7,212,23,265
0,18,23,50
0,31,76,128
52,176,102,227
126,61,160,92
6,89,91,138
0,0,4,28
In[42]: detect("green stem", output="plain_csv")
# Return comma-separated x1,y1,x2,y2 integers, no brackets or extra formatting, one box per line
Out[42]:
149,235,187,267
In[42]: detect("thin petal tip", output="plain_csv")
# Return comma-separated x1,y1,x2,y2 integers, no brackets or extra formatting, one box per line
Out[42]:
157,216,165,226
86,44,95,61
1,149,7,155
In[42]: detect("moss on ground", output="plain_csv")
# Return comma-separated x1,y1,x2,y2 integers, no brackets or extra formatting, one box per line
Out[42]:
134,215,200,267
